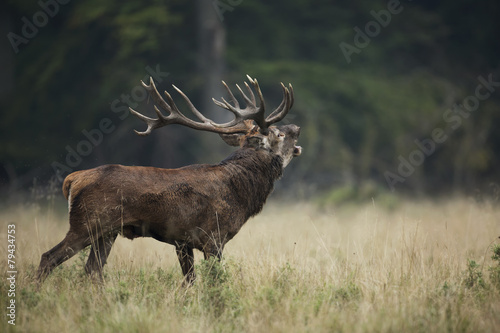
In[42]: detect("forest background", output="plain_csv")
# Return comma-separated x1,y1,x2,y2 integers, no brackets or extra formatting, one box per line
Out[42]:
1,0,500,201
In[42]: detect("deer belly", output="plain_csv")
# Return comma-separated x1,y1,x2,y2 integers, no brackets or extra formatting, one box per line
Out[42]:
121,224,156,240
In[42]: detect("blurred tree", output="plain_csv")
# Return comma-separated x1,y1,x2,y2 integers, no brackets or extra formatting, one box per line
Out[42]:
1,0,499,196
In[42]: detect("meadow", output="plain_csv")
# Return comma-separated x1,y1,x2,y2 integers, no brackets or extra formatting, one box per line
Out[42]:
1,196,500,332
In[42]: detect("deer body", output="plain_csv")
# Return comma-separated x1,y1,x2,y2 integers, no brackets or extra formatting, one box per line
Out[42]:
37,76,301,284
65,148,282,248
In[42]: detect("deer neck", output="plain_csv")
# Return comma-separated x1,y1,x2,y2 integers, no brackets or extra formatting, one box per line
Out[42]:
221,148,283,179
219,148,283,218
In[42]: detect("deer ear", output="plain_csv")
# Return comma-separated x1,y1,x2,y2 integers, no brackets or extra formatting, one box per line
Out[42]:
219,133,244,147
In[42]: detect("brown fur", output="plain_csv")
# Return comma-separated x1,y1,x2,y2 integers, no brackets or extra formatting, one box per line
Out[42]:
36,124,301,284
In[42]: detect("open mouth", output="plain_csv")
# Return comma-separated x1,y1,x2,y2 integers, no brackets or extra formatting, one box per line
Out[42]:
293,146,302,156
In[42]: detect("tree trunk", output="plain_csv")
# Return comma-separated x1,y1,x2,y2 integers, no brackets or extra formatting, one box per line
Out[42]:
0,8,14,100
197,0,227,122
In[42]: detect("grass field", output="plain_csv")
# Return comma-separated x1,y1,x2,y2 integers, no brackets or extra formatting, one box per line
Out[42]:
1,196,500,332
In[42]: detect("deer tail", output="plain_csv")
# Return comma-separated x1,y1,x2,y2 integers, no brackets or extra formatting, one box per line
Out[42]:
62,173,77,200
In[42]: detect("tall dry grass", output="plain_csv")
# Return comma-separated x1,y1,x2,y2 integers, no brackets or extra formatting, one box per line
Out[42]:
1,196,500,332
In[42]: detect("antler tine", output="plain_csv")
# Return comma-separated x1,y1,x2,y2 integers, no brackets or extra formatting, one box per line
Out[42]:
246,74,256,85
235,83,255,108
264,82,288,121
212,81,241,117
249,77,266,114
142,77,175,116
172,85,211,123
244,82,256,105
212,95,250,129
211,76,266,130
129,77,172,136
222,80,240,109
245,76,266,131
129,108,157,136
265,83,294,126
214,97,240,115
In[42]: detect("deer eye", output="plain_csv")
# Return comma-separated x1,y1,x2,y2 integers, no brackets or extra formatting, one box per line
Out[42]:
278,132,285,138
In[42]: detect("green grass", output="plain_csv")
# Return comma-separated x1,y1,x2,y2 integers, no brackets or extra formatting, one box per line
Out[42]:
1,197,500,332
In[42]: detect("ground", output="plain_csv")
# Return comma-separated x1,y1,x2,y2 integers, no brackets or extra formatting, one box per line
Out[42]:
1,196,499,332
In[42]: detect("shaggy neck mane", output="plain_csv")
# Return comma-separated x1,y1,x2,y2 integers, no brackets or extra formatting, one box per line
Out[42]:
220,148,283,219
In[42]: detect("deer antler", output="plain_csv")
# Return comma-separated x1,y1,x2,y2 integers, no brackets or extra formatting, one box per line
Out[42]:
130,75,294,136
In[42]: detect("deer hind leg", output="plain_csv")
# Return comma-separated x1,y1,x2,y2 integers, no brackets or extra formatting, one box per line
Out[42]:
36,230,92,283
85,233,117,282
175,243,195,285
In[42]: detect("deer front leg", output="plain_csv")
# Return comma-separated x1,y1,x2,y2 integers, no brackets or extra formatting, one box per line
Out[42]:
203,242,224,261
175,243,195,285
85,233,117,282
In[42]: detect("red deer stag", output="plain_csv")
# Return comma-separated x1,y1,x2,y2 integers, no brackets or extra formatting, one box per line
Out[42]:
36,75,301,284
